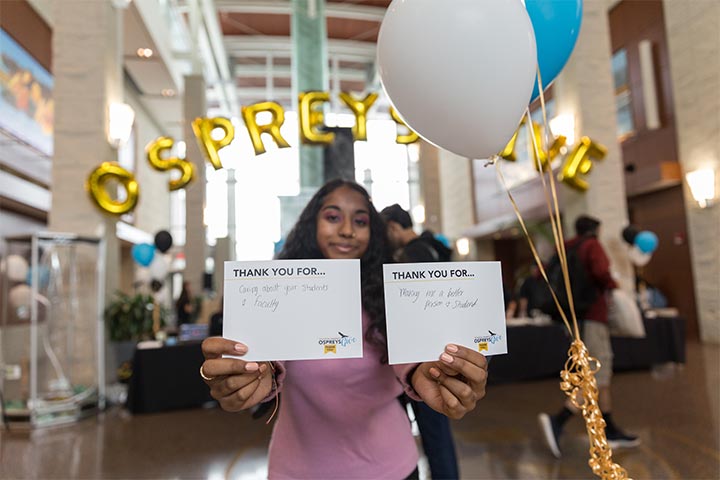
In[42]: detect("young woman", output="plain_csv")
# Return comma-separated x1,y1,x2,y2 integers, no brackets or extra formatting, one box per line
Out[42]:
201,180,488,479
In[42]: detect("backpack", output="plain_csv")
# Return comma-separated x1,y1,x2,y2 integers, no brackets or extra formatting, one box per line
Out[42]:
538,239,597,321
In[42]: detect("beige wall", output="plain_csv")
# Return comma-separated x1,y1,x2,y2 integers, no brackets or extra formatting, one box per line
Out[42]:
664,0,720,343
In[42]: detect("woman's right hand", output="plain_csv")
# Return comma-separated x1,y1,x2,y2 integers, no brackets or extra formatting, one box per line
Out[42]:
201,337,273,412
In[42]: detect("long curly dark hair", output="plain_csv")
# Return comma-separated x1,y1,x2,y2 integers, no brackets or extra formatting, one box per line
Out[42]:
278,179,392,355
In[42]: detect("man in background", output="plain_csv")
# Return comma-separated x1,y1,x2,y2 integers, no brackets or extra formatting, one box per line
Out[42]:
538,215,640,458
381,204,458,480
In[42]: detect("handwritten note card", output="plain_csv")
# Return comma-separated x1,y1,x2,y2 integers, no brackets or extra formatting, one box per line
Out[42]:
383,261,507,364
223,259,363,361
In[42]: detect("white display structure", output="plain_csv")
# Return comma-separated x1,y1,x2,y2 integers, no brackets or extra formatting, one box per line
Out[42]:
1,232,106,428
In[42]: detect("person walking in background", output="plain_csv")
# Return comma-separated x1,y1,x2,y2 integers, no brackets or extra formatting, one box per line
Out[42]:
381,203,460,480
538,215,640,458
175,281,197,327
201,180,488,479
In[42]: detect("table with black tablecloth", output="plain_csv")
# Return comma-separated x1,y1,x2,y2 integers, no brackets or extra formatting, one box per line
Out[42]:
488,316,685,384
126,341,214,414
125,316,685,413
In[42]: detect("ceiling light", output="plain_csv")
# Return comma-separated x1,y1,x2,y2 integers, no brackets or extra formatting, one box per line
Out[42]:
161,89,176,97
136,48,153,58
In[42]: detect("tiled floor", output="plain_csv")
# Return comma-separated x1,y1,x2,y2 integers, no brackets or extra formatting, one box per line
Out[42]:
1,341,718,479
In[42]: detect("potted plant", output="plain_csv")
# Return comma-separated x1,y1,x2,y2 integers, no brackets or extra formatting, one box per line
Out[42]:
104,292,167,383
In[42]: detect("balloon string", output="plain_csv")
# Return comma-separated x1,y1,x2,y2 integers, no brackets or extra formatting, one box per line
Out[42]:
495,161,572,336
527,69,629,479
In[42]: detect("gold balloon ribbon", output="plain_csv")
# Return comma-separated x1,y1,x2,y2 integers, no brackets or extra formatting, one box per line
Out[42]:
492,67,631,480
561,340,629,479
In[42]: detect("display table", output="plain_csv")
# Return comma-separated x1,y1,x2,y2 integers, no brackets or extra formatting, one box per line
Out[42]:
488,316,685,384
126,341,214,414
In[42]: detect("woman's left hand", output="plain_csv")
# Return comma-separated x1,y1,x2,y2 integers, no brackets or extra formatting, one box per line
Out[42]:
411,344,488,419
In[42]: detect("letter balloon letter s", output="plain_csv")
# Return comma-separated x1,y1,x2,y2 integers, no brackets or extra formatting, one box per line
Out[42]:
86,162,139,215
241,102,291,155
389,106,419,145
339,92,378,141
298,91,334,145
559,137,607,191
191,117,235,169
146,136,195,191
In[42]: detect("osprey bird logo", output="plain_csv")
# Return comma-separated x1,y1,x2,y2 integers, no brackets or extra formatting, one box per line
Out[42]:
338,332,349,339
488,330,497,336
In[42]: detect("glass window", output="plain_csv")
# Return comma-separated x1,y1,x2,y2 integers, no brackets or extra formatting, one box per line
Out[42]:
612,49,635,139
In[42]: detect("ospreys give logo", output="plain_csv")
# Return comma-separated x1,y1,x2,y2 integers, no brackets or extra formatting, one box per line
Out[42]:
318,331,358,354
474,330,502,352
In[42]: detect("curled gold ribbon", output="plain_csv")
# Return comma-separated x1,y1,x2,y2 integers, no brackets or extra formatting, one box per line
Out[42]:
493,67,631,480
562,340,629,479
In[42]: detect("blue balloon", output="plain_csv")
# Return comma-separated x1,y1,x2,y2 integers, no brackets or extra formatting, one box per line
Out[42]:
634,231,659,254
525,0,583,102
132,243,156,267
434,233,451,249
26,266,50,290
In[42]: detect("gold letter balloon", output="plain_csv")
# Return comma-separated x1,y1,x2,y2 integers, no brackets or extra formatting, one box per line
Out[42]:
339,92,378,141
559,137,607,191
86,162,139,215
240,102,291,155
146,136,195,191
299,91,334,145
191,117,235,169
389,107,420,145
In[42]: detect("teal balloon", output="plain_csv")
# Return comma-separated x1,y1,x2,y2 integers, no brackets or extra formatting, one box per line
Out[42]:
634,231,659,254
526,0,583,102
132,243,156,267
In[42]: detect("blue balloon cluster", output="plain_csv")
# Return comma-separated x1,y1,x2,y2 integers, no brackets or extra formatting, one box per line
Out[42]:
525,0,583,102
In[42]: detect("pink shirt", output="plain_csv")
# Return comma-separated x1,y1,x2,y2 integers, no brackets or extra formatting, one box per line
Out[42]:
267,312,420,479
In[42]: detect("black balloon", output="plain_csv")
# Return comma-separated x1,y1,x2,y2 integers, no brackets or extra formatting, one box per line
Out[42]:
622,225,639,245
154,230,173,253
150,279,163,293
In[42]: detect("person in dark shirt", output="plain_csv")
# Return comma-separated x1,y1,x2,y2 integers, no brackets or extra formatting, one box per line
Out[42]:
517,264,546,318
381,203,459,480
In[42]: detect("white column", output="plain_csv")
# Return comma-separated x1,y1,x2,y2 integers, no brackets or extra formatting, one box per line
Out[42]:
664,0,720,343
553,0,634,292
183,75,208,294
50,0,123,298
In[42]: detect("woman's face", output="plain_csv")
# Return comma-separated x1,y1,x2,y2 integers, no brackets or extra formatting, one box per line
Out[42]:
316,186,371,260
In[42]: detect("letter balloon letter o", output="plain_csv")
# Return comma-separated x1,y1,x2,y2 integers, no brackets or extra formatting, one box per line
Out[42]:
86,162,139,215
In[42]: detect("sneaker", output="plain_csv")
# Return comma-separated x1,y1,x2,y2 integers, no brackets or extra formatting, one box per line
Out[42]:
538,413,562,458
606,429,641,449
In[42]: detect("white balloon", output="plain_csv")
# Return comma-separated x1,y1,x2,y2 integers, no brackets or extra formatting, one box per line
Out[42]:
628,245,652,267
3,254,29,282
377,0,537,159
135,267,151,284
149,254,170,280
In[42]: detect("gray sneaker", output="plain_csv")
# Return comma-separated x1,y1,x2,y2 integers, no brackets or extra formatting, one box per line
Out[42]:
606,429,640,449
538,412,562,458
